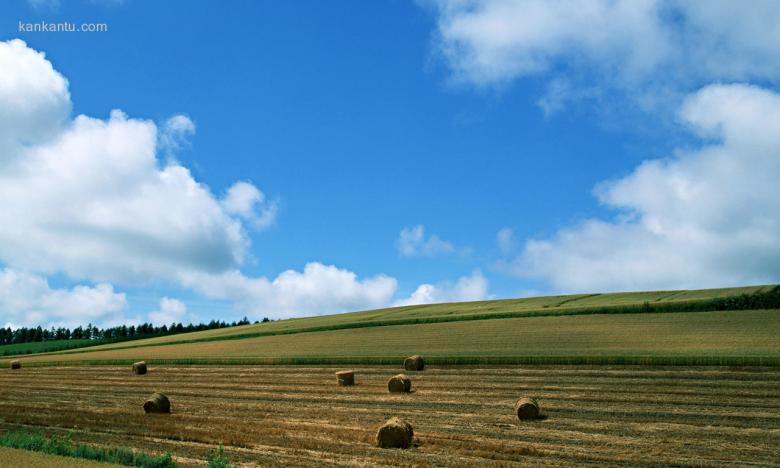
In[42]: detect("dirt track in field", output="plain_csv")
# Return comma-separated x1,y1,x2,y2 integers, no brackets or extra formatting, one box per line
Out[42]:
1,365,779,466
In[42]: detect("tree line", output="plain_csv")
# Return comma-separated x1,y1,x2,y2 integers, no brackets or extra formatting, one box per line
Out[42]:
0,316,270,346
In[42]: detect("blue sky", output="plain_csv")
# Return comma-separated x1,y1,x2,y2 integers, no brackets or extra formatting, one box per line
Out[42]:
1,0,779,328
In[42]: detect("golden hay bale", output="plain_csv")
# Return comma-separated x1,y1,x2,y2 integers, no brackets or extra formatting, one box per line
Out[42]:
375,417,414,449
514,397,540,420
387,374,412,393
403,355,425,371
9,360,21,370
143,392,171,414
132,361,147,375
335,370,354,386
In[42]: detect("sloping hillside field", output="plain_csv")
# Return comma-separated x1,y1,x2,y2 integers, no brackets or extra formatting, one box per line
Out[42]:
0,286,780,365
3,285,778,366
1,286,779,466
5,309,780,367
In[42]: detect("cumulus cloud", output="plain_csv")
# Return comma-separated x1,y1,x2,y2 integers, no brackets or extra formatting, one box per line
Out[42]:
425,0,780,112
0,39,274,285
0,39,488,325
398,225,463,257
149,297,188,326
0,268,127,329
506,83,780,292
0,39,70,155
221,181,278,230
395,270,488,306
180,262,398,319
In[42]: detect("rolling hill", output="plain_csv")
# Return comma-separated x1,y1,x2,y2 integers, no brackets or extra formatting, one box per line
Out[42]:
4,284,779,367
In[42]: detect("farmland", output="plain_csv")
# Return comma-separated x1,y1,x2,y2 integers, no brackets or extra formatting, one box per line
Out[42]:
5,284,778,365
1,286,779,466
6,309,780,367
0,339,93,357
0,365,778,466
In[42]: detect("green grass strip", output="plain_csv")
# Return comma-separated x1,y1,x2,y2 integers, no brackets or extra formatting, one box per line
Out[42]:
0,431,175,467
21,287,780,359
12,354,780,367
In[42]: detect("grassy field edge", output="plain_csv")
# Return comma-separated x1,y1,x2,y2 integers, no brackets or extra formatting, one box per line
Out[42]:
0,431,175,468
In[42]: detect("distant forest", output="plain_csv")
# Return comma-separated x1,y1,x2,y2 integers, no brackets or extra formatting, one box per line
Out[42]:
0,316,270,346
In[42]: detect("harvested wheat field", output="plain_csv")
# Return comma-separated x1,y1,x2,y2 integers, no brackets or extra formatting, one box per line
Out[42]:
1,365,778,466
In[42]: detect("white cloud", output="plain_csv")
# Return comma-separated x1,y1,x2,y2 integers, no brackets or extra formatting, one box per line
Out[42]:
496,227,515,255
180,262,398,319
0,268,127,329
148,297,188,326
0,39,70,155
159,114,195,156
0,39,274,285
427,0,670,86
0,39,488,326
221,181,278,230
425,0,780,111
398,225,461,257
536,78,602,117
507,83,780,292
395,270,488,306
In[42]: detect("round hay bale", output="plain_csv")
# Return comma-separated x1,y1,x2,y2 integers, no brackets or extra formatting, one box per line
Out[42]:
335,370,354,386
387,374,412,393
9,360,21,370
143,392,171,414
514,397,540,420
132,361,147,375
403,355,425,371
375,417,413,449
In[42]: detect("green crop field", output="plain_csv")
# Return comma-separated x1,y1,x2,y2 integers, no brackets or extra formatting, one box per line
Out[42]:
8,284,777,364
7,309,780,367
0,339,94,357
3,285,779,367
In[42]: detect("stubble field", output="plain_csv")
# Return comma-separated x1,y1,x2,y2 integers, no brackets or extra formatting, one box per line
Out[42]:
1,365,778,466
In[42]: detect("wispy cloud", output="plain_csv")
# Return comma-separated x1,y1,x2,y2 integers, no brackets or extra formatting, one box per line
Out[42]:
397,225,468,257
496,227,515,256
424,0,780,113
